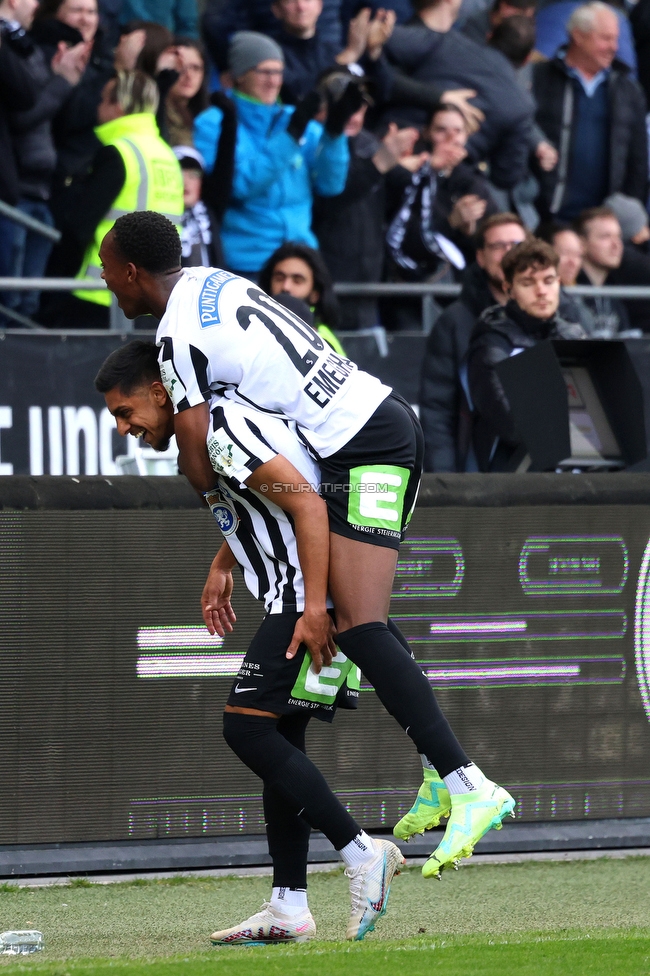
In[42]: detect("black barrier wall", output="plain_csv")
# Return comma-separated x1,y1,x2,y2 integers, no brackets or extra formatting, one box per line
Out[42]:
3,333,650,475
1,474,650,847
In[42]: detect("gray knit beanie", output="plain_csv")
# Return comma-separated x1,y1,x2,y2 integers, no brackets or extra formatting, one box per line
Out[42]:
604,193,649,241
228,31,284,80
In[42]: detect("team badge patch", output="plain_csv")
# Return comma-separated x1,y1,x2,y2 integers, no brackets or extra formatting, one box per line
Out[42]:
211,499,238,537
205,488,239,536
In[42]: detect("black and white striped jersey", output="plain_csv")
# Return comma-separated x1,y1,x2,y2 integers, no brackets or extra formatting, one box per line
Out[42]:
156,266,390,458
205,394,332,615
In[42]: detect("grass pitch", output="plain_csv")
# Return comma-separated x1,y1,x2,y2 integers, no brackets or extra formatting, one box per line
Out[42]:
0,856,649,975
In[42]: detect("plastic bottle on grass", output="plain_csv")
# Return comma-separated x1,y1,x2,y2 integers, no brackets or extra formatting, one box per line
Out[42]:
0,930,44,954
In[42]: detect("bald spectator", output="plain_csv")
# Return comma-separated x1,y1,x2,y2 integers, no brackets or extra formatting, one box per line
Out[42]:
532,2,647,221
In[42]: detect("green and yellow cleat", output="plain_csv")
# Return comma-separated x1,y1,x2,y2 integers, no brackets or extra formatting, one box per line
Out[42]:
393,768,452,841
422,781,516,879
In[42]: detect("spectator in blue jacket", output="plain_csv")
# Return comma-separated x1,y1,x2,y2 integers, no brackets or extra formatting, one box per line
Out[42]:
194,31,351,276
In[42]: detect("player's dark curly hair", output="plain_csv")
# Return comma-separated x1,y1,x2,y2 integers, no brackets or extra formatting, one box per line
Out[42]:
112,212,182,273
258,242,340,330
95,340,161,395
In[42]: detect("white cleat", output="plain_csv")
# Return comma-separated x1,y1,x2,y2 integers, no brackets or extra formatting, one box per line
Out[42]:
345,838,405,941
210,903,316,946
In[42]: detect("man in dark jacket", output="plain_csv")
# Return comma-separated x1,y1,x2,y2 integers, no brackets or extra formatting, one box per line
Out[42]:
383,0,535,189
202,0,342,71
532,2,647,221
419,211,527,471
271,0,344,103
467,237,585,471
3,0,87,316
0,16,36,293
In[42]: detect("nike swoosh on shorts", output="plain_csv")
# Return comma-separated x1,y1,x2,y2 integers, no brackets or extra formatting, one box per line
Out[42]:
234,685,258,693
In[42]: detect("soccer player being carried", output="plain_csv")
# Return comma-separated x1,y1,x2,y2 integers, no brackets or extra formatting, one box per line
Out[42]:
97,340,404,944
97,212,515,885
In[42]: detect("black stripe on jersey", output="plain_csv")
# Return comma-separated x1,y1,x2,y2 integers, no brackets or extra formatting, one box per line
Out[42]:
210,406,269,473
233,388,285,416
189,344,211,399
160,336,192,413
225,484,276,604
243,417,275,453
295,425,322,462
224,477,298,612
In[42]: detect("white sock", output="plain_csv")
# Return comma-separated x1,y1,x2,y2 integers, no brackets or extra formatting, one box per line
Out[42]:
443,763,486,795
270,886,308,915
339,830,376,868
420,754,437,773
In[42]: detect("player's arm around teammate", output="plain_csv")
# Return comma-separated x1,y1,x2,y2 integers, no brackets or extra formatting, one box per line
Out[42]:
203,456,337,673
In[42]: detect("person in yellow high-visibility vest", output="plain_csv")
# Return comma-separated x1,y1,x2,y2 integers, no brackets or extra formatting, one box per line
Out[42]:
39,69,183,328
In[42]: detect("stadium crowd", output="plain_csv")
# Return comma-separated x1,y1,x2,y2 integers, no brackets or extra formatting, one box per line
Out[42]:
2,0,650,469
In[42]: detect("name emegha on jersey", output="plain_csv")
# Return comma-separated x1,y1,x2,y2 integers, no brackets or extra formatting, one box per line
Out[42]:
303,351,355,408
199,269,238,328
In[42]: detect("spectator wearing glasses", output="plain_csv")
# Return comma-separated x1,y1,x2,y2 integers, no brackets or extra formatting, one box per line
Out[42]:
193,31,351,277
419,212,527,472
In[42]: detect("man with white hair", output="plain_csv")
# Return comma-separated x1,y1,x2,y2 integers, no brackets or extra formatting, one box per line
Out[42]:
532,1,647,221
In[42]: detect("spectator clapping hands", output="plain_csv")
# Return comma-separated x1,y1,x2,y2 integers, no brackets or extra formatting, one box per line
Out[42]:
51,39,90,85
337,6,396,65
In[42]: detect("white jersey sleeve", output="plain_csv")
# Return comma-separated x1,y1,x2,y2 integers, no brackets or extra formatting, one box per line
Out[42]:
204,395,325,614
207,401,278,485
156,267,391,458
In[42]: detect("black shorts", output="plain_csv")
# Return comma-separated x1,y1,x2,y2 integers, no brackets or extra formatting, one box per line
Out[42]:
319,392,424,550
226,612,359,722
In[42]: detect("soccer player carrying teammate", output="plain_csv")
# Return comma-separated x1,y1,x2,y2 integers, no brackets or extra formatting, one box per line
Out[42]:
96,340,404,944
97,212,515,879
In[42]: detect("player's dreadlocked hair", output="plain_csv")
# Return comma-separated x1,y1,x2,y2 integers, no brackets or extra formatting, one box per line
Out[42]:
112,211,182,273
94,340,161,395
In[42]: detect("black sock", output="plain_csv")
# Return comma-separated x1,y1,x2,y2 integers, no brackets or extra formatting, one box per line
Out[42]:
223,712,361,851
387,617,416,657
336,621,470,778
264,784,310,889
265,714,311,889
